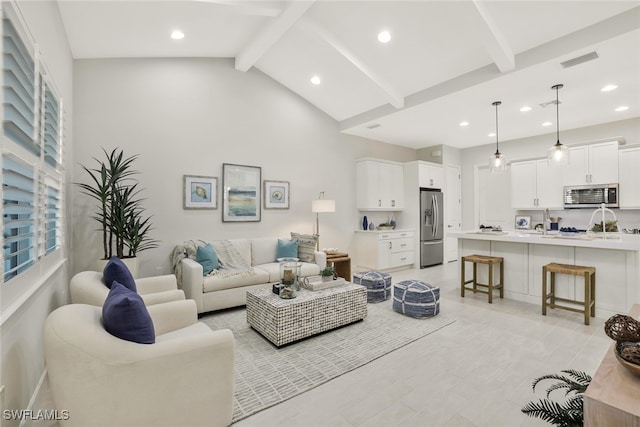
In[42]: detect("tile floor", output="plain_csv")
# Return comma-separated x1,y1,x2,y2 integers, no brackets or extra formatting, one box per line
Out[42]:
31,261,613,427
233,261,611,427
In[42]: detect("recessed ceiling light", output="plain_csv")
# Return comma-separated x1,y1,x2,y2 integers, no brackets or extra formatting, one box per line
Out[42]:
377,31,391,43
310,75,321,85
170,30,184,40
542,121,553,127
520,106,532,112
615,105,629,112
601,84,618,92
459,121,469,127
488,132,496,137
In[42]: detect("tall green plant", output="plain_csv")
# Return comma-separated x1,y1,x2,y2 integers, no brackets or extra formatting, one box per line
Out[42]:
521,369,592,427
76,148,158,259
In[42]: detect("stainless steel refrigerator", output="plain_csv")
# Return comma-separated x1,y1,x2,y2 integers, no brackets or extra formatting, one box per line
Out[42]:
420,189,444,268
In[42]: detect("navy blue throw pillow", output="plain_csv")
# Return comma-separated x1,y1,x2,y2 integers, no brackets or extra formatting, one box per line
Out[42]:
103,256,136,292
102,281,155,344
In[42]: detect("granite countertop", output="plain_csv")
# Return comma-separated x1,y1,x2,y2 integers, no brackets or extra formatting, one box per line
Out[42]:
448,230,640,251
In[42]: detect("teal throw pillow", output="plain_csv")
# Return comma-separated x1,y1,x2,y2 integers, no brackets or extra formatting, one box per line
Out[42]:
196,243,219,276
277,239,298,259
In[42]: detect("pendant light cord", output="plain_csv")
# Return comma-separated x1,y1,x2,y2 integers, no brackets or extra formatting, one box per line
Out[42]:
493,101,501,154
556,86,560,144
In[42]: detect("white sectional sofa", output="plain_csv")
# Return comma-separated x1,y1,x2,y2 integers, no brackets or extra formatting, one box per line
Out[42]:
179,237,327,314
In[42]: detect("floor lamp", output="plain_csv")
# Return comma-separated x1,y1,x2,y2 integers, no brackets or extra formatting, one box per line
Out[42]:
311,192,335,250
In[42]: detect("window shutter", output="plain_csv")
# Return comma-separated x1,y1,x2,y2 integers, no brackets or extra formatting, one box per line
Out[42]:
43,81,60,168
3,154,35,281
40,175,60,255
2,16,38,155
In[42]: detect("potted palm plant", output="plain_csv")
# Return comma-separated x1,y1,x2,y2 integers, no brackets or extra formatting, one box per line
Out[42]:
76,148,159,276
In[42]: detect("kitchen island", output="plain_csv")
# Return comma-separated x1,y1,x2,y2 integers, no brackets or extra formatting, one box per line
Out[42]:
448,230,640,319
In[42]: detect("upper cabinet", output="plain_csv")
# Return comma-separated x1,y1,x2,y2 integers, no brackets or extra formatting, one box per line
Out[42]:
419,163,443,189
510,159,564,209
564,141,619,186
619,147,640,209
356,159,405,211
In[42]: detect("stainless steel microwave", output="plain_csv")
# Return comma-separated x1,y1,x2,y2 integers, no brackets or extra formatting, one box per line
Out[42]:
563,184,619,209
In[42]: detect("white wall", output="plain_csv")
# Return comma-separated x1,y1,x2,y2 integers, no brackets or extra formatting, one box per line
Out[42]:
461,117,640,230
72,58,416,277
1,1,73,424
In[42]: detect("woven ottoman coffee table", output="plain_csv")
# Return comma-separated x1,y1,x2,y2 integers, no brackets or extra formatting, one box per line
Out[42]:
393,280,440,318
353,270,392,303
246,283,367,347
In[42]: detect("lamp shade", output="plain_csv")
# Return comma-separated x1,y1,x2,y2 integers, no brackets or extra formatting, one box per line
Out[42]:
312,199,335,213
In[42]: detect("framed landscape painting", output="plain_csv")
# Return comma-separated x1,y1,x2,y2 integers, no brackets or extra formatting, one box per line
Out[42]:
222,163,261,222
183,175,217,209
264,180,290,209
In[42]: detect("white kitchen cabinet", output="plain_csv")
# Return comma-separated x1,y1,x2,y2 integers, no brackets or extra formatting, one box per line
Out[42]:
619,147,640,209
356,160,404,211
564,141,619,185
355,230,415,270
419,162,443,189
510,159,563,209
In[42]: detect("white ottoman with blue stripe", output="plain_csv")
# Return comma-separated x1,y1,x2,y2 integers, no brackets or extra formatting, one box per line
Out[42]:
353,271,392,303
393,280,440,318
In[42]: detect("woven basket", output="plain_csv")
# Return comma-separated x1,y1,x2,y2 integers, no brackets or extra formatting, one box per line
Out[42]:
615,342,640,376
604,314,640,376
604,314,640,342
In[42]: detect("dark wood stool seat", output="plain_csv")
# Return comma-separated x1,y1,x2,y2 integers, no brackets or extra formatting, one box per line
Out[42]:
542,262,596,325
461,254,504,303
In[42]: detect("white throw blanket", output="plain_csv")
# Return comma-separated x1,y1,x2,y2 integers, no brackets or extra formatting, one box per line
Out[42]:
170,239,255,286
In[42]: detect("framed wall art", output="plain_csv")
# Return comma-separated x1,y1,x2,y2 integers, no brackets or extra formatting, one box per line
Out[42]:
515,215,531,229
264,180,290,209
183,175,217,209
222,163,261,222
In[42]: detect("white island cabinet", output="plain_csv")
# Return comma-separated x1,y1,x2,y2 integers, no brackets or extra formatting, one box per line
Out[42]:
449,231,640,319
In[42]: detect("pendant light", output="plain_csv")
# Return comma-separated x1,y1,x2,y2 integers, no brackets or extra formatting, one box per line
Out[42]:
547,84,569,166
489,101,506,173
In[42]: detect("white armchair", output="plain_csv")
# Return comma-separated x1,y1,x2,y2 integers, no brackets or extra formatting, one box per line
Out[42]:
44,299,235,427
70,271,185,306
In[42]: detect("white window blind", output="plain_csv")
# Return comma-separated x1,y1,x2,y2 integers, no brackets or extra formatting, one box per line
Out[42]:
3,154,35,281
2,16,38,155
43,81,60,168
41,175,60,255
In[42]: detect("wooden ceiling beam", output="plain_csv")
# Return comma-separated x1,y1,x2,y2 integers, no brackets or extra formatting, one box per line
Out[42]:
235,1,315,72
472,0,515,73
298,19,405,109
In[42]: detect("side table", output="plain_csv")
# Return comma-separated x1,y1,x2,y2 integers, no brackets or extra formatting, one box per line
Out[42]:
326,252,351,281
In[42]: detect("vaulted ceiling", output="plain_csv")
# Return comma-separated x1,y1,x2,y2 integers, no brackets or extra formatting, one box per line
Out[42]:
57,0,640,150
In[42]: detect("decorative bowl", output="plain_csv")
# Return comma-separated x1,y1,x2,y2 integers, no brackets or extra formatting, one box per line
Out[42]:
376,225,393,230
614,343,640,377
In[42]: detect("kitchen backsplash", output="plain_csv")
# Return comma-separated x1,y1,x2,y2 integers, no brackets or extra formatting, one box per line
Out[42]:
517,208,640,230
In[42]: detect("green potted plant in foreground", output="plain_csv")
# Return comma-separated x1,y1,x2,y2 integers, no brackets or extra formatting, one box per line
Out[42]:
320,266,335,282
521,369,591,427
76,148,159,276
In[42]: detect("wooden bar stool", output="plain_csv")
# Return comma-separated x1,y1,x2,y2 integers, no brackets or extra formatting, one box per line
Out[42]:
542,263,596,325
461,254,504,303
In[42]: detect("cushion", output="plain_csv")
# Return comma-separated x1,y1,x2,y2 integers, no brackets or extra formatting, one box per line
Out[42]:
290,232,318,263
393,280,440,318
102,281,155,344
196,243,219,276
251,238,278,266
103,256,136,292
277,239,298,259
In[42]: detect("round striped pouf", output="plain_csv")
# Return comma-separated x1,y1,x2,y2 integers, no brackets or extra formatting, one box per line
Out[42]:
353,270,392,303
393,280,440,318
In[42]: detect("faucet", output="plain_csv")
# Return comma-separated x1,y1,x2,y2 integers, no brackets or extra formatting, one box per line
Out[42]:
543,209,550,235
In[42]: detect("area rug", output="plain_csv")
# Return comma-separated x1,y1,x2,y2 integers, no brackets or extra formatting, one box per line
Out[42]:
201,300,455,423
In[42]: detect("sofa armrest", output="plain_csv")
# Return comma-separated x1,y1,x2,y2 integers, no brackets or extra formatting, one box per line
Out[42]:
314,251,327,269
146,299,198,335
180,258,205,313
136,274,178,294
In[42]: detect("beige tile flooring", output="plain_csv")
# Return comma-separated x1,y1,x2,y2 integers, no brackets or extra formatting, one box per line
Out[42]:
234,261,611,427
32,261,612,427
